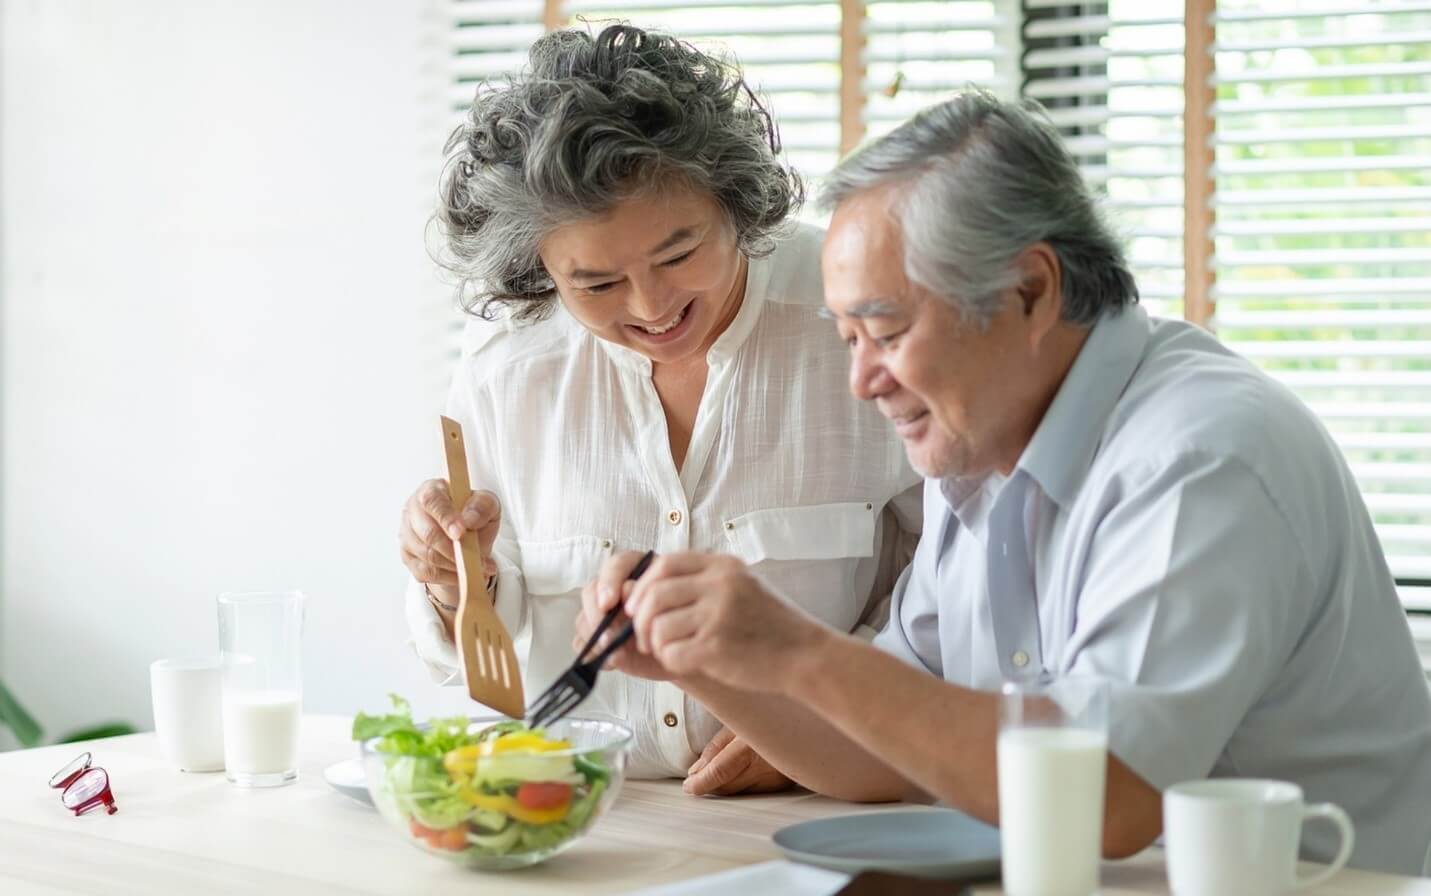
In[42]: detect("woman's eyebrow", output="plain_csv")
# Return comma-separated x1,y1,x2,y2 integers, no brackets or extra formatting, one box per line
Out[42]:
567,226,700,281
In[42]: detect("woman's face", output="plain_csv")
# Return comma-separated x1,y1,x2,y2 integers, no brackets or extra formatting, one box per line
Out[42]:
539,184,747,366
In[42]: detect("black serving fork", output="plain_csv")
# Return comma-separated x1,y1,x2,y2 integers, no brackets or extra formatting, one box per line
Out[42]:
526,550,656,730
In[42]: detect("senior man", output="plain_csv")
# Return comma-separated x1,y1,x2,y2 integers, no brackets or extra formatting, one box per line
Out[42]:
578,90,1431,875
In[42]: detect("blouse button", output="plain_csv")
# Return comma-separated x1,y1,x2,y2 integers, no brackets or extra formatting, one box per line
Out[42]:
667,510,683,526
663,712,679,728
865,502,873,510
1011,650,1030,669
725,521,734,531
602,539,612,550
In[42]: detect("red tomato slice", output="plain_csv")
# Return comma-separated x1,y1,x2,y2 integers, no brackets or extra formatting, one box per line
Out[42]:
515,781,573,810
435,826,469,851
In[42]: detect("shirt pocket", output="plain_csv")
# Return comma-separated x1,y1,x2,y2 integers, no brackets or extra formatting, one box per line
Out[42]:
722,501,877,564
516,535,615,595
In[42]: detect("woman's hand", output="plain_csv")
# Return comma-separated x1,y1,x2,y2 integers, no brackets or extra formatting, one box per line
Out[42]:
684,727,794,796
398,479,501,609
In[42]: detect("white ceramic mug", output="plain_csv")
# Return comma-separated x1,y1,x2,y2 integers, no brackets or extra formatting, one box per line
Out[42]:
1164,779,1355,896
150,657,225,772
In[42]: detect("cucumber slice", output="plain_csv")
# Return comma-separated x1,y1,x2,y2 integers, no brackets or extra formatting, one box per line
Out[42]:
466,823,521,855
468,808,509,834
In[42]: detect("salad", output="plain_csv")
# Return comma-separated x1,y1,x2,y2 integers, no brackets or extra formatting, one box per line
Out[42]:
352,695,611,861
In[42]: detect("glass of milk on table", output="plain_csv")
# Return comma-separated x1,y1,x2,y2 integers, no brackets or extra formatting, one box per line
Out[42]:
218,591,304,787
997,677,1109,896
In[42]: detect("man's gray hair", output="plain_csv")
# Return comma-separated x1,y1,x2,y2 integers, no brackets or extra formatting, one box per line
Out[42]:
818,89,1137,326
436,24,803,323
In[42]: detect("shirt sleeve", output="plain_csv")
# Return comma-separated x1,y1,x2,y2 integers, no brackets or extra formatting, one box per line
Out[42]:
1048,451,1312,791
403,543,527,686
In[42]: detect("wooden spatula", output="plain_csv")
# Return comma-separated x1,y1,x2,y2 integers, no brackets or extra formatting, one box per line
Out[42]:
439,415,525,718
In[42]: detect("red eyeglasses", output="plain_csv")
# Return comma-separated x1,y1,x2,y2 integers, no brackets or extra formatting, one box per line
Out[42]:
48,752,118,816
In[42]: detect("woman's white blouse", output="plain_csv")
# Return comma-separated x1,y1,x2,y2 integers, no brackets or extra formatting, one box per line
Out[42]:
405,223,923,778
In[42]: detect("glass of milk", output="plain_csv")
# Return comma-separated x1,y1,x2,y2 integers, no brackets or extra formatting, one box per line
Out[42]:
217,591,304,787
997,678,1109,896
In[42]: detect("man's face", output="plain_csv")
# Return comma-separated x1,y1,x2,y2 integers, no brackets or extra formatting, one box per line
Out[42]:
822,187,1039,480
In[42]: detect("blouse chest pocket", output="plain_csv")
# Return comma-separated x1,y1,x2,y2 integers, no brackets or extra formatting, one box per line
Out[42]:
722,501,877,565
516,535,615,595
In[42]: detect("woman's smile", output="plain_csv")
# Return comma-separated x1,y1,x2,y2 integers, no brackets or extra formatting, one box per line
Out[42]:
626,299,696,345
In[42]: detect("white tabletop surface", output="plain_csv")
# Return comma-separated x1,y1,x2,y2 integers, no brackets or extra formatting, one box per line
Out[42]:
2,714,1428,895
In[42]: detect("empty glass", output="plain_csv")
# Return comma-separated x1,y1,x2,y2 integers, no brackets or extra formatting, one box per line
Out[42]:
218,590,304,787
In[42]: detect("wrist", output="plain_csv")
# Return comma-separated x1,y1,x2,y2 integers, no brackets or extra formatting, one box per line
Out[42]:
424,573,497,614
780,622,840,703
424,583,458,613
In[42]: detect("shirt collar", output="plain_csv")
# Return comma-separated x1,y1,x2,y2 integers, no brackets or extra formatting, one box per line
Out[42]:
1016,304,1151,508
940,470,1007,543
593,252,771,373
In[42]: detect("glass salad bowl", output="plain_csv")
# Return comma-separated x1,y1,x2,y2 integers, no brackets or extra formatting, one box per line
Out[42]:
356,701,632,871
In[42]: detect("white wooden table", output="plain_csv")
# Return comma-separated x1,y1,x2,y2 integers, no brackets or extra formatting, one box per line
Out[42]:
2,715,1427,894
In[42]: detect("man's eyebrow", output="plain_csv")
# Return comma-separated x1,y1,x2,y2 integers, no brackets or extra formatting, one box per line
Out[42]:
817,299,904,321
567,226,699,281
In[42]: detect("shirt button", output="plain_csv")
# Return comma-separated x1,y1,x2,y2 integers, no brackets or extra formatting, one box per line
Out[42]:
663,712,678,728
667,510,682,525
1011,650,1030,669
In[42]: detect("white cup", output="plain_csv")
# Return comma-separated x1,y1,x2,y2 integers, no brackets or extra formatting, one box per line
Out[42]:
150,658,225,772
1164,779,1355,896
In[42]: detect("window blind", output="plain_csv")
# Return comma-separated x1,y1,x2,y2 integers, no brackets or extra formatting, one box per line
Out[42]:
1209,0,1431,597
450,1,548,123
1018,0,1186,320
860,0,1016,144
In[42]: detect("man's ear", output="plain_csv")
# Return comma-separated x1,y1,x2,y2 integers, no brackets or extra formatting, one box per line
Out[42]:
1015,242,1062,348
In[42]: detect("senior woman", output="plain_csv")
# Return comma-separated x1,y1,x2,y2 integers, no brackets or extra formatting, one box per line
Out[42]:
397,23,921,791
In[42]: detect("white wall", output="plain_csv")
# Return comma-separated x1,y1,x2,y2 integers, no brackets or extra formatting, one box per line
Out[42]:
1,0,475,748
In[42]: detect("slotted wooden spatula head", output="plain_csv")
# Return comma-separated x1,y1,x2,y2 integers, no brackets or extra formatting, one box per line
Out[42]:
440,416,525,719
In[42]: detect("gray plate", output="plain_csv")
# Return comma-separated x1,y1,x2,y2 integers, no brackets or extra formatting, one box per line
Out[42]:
772,808,1001,880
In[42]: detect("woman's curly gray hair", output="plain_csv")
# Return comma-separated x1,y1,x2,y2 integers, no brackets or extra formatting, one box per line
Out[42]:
436,23,804,322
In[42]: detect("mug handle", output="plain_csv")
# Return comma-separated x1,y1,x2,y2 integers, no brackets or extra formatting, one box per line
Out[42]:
1293,802,1356,890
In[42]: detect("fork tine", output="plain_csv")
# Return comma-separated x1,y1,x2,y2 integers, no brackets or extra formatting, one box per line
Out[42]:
533,688,585,730
526,685,567,728
528,688,570,730
527,672,582,728
526,676,566,715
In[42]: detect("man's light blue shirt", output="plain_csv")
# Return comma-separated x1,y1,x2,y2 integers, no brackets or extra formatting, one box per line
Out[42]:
875,304,1431,875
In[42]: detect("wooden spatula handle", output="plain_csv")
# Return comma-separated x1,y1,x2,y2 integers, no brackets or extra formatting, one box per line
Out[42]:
440,415,486,598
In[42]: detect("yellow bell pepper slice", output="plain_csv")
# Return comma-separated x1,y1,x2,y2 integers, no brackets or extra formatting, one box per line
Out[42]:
479,732,572,756
457,785,571,825
443,744,483,778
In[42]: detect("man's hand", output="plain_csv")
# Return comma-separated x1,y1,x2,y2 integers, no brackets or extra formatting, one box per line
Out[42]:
572,551,674,681
684,727,793,796
620,552,832,694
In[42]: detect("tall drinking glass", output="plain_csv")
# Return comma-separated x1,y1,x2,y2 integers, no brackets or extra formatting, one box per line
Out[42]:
218,591,304,787
997,678,1109,896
